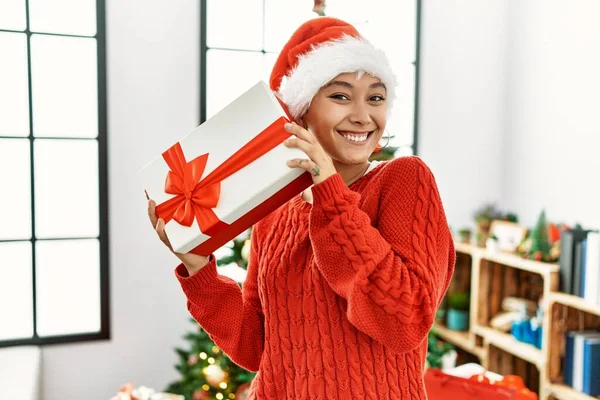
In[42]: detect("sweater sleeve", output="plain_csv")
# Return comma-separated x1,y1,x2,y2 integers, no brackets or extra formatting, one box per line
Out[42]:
308,157,455,353
174,229,264,371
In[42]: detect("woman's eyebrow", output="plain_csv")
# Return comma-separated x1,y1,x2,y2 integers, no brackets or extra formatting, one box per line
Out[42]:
323,81,387,90
323,80,354,89
370,82,386,90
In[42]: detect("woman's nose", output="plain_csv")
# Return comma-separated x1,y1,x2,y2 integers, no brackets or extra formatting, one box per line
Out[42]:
349,101,371,125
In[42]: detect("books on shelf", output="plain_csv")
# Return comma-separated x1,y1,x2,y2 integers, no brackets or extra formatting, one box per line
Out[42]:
564,330,600,396
582,232,600,306
559,229,600,307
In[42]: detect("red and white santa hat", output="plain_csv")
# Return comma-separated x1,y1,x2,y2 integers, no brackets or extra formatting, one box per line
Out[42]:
270,16,397,121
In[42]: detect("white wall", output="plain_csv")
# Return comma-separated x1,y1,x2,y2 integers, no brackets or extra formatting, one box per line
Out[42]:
503,0,600,228
419,0,600,232
418,0,509,231
41,1,200,399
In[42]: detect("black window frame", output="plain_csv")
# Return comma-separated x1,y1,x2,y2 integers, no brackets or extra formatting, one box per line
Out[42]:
199,0,422,154
0,0,110,348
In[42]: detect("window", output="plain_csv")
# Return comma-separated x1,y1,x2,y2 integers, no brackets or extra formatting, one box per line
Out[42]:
0,0,109,347
199,0,421,155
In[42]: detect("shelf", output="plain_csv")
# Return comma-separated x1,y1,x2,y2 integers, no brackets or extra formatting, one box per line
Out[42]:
474,325,544,368
454,242,559,276
549,292,600,317
482,250,559,275
454,241,478,255
432,322,485,359
548,383,598,400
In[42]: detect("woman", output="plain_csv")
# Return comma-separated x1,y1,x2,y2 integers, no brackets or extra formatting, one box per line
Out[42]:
148,17,455,400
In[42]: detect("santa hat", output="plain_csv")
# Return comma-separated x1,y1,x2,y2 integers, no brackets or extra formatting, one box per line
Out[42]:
270,17,397,121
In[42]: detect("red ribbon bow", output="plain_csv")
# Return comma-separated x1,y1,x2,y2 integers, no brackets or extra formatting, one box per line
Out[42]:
155,142,224,235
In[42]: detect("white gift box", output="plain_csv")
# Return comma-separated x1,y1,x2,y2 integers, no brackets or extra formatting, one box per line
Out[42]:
140,81,312,254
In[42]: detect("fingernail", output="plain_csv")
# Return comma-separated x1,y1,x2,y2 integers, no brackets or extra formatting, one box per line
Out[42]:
284,123,293,130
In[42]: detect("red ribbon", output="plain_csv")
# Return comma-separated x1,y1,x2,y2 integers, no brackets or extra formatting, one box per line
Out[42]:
155,116,291,236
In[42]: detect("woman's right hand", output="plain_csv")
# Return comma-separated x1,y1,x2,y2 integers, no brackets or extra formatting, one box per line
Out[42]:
147,197,210,276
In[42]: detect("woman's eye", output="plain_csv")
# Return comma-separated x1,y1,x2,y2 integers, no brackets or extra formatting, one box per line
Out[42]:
330,94,350,101
370,95,386,102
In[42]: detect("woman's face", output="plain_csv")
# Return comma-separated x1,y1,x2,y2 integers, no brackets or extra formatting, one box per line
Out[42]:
300,72,388,166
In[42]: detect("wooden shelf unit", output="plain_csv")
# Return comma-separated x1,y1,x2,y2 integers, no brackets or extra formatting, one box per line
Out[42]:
549,292,600,317
435,242,599,400
473,325,544,368
545,292,600,400
432,322,485,360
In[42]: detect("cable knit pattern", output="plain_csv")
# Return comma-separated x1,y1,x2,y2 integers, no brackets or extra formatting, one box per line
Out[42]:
175,156,455,399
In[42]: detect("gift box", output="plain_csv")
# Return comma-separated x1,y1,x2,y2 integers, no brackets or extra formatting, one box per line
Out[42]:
424,369,517,400
140,81,312,255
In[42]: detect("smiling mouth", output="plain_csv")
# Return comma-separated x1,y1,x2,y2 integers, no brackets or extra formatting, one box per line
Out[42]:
337,130,374,143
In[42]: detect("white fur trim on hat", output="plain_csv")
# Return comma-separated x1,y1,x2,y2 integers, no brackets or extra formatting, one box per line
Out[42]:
278,34,397,121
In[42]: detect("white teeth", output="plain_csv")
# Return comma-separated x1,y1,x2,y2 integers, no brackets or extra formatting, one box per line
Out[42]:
341,133,368,142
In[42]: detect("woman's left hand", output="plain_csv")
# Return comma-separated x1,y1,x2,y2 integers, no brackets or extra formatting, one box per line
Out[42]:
284,122,337,185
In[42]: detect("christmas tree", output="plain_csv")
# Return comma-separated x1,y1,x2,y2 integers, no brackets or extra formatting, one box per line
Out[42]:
165,231,255,400
527,209,552,261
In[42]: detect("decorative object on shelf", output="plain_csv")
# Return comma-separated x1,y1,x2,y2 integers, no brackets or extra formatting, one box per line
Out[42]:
502,297,538,315
490,297,539,332
510,303,543,349
529,209,551,260
490,311,520,332
457,228,473,244
473,203,504,247
447,292,470,331
488,220,528,253
504,213,519,223
517,210,564,262
486,233,500,252
426,330,456,369
111,383,184,400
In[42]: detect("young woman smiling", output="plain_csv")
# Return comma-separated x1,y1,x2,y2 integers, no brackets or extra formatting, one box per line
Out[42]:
149,16,455,400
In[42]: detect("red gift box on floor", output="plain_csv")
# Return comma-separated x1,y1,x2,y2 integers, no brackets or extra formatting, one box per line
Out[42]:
425,369,517,400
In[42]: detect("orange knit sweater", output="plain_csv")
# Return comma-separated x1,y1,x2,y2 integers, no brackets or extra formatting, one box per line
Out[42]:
175,156,455,400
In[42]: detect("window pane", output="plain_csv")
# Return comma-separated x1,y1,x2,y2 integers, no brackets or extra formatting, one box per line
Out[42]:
31,35,98,138
387,64,415,148
264,0,315,53
263,52,277,84
207,0,263,51
29,0,96,36
35,239,100,336
0,241,33,341
206,50,274,118
0,139,32,240
0,32,30,137
34,139,99,238
328,0,417,64
0,0,27,31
